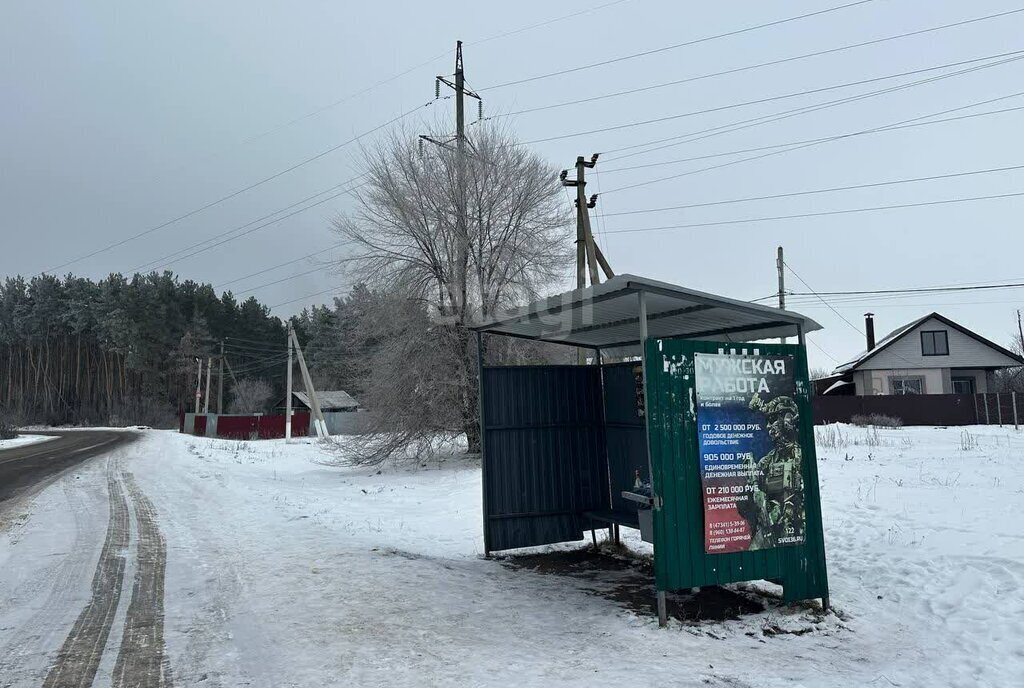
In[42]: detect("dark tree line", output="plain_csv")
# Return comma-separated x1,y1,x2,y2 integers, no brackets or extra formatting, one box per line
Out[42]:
0,272,288,426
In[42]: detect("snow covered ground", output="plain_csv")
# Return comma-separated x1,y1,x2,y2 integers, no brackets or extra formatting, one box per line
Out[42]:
0,424,1021,687
0,434,55,451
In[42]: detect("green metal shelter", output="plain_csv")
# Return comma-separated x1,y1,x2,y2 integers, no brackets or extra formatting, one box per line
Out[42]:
473,274,830,625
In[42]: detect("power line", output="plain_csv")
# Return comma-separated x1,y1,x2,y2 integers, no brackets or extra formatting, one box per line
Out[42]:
600,162,1024,217
602,189,1024,236
468,0,632,47
789,282,1024,298
600,77,1024,195
269,287,345,310
495,44,1024,120
784,262,865,340
233,265,335,297
41,102,435,275
229,355,291,377
130,179,368,275
806,336,841,365
128,177,363,274
601,67,1024,163
217,1,633,152
795,297,1024,310
520,52,1024,149
214,242,349,290
51,2,635,283
785,261,985,371
786,286,1024,307
479,0,879,90
598,103,1024,174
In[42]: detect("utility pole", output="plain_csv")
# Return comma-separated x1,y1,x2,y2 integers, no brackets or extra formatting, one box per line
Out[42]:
203,356,213,414
421,42,482,316
194,358,203,414
286,324,294,442
290,328,327,439
560,155,614,290
777,246,787,344
560,155,614,365
217,340,225,415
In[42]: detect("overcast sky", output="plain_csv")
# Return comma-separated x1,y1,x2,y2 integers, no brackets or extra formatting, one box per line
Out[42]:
3,0,1024,370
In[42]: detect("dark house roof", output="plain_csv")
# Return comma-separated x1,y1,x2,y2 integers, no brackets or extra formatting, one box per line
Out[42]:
833,312,1024,374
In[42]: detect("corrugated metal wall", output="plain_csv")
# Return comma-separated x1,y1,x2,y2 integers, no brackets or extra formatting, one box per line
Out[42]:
481,365,609,552
602,362,649,514
645,339,829,603
181,413,311,439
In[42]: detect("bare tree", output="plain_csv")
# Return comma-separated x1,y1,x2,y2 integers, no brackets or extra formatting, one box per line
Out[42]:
809,367,833,380
230,378,273,413
332,123,571,462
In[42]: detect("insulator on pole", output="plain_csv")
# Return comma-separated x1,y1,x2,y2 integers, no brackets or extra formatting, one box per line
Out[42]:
478,100,483,121
418,138,424,156
435,79,441,99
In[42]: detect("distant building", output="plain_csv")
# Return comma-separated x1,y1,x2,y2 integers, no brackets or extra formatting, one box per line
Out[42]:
279,390,361,412
815,312,1023,396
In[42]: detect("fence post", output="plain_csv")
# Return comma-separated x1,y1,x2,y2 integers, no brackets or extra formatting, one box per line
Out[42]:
997,393,1003,427
1013,392,1019,431
984,393,991,425
973,394,979,424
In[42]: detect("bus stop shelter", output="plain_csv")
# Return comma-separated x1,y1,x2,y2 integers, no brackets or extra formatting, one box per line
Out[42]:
473,274,830,625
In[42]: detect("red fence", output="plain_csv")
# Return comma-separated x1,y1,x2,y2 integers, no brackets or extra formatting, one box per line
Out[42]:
180,412,311,439
813,393,1021,427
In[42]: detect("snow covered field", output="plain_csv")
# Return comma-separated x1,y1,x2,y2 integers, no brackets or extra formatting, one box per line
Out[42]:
0,434,55,451
0,424,1021,687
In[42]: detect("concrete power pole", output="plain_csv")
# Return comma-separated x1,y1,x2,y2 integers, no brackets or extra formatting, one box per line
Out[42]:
560,155,614,290
194,357,203,414
286,324,294,442
217,340,225,415
455,41,467,313
420,42,482,315
203,356,213,414
289,328,327,439
777,246,787,344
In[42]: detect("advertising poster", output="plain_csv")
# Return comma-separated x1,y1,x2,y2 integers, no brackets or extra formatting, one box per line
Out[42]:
694,352,806,554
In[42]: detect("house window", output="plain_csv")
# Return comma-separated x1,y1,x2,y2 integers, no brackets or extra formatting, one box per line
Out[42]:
890,376,925,395
921,330,949,356
951,376,976,395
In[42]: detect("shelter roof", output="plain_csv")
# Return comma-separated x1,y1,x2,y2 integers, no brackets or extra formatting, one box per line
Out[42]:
473,274,821,350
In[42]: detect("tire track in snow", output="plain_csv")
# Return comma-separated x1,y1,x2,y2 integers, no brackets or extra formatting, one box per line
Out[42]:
112,472,173,687
0,473,104,684
42,472,130,688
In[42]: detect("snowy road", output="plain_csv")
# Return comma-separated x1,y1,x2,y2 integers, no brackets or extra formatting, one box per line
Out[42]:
0,434,171,687
0,426,1022,687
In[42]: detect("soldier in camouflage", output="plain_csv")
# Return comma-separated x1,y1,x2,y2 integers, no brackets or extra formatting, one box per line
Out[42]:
740,394,804,549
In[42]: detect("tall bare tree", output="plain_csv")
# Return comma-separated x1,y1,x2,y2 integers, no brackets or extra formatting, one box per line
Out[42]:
229,378,273,413
332,123,571,460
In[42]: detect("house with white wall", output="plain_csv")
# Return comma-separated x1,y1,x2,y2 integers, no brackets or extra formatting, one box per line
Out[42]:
819,312,1022,396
